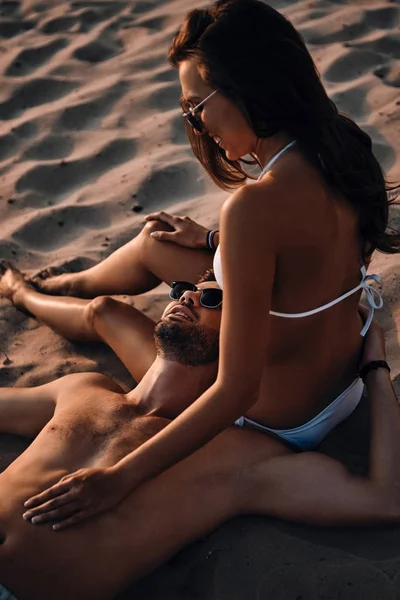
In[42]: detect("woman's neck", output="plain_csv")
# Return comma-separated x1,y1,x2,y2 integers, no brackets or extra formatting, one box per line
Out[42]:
254,133,294,172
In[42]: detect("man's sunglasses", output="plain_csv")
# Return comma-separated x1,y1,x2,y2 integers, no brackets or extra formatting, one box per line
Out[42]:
182,89,218,134
169,281,222,309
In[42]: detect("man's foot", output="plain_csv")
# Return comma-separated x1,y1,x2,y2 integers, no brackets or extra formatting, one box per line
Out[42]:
0,261,33,311
31,266,80,296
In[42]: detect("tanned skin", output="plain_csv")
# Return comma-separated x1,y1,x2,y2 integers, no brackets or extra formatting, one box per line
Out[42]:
0,287,399,600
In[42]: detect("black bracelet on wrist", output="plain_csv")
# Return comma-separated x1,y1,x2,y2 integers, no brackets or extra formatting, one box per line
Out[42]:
359,360,390,383
210,229,218,249
206,229,219,250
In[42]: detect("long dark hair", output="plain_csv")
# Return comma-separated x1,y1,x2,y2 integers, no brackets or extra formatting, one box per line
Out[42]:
168,0,400,260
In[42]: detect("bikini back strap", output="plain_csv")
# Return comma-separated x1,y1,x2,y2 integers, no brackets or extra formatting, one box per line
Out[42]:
270,266,383,336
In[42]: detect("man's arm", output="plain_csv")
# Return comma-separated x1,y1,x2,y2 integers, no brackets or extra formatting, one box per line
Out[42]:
0,380,59,438
89,296,157,383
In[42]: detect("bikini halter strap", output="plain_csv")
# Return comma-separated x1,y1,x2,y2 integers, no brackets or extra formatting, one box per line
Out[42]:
257,140,297,181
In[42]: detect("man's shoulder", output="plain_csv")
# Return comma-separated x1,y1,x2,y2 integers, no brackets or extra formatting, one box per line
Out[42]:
56,372,123,400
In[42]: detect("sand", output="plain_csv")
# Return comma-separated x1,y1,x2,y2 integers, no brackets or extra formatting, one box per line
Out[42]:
0,0,400,598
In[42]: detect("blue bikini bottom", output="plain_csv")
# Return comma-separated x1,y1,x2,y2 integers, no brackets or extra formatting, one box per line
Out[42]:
235,377,364,451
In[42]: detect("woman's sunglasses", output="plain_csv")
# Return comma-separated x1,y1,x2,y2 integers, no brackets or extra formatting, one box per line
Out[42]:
169,281,223,309
182,90,218,134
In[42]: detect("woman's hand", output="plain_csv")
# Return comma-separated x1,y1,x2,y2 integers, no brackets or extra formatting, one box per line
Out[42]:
358,304,386,369
22,467,129,530
145,211,211,249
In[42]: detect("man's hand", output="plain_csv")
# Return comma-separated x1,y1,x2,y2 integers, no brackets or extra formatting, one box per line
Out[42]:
359,304,386,370
22,467,129,530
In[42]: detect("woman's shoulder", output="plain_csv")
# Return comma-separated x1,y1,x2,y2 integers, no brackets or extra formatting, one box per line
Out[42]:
221,152,332,251
221,161,306,226
221,176,283,216
219,180,286,253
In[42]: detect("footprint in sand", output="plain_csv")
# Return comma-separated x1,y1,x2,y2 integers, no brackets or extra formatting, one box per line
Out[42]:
0,121,39,162
364,125,396,171
374,63,400,88
73,2,127,22
73,38,123,63
352,34,400,60
302,5,399,47
5,38,69,77
22,135,74,162
332,81,372,122
133,161,205,212
0,239,20,263
135,16,168,31
170,113,188,146
0,132,22,162
325,49,387,83
39,15,80,35
364,6,400,31
130,53,166,72
0,1,21,18
33,256,96,281
55,81,129,131
12,204,112,251
142,82,181,112
12,121,38,139
73,9,105,32
40,2,127,34
0,19,35,38
130,0,166,16
301,13,370,46
0,78,77,121
151,68,178,84
15,138,138,201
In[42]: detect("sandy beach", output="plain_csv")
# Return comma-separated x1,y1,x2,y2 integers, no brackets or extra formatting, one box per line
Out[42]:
1,0,400,598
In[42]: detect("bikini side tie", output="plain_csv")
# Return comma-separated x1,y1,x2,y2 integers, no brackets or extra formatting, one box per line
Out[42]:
359,266,383,337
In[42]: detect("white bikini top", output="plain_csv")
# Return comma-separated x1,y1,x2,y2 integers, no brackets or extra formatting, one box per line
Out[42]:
212,140,383,337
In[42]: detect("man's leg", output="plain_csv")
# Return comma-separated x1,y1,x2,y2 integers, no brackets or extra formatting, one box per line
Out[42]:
241,370,400,525
32,221,213,298
0,263,100,342
0,266,156,382
113,375,400,587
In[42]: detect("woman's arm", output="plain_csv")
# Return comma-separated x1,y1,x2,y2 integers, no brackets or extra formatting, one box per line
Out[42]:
23,182,281,527
115,184,277,488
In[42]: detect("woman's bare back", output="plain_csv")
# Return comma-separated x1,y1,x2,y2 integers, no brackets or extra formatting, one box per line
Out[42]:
246,151,365,427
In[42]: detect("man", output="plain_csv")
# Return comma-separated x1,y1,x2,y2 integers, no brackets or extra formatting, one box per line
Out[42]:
0,271,399,600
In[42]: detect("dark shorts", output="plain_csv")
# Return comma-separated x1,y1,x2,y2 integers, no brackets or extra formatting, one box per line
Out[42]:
0,585,18,600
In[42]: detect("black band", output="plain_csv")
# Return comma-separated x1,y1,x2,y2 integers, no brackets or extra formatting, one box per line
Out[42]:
210,229,219,250
206,229,218,250
359,360,390,383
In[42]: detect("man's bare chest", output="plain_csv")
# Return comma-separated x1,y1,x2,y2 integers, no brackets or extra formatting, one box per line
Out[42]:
50,390,168,468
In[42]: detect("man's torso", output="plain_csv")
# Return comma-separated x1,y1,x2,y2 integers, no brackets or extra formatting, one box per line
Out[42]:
0,373,170,600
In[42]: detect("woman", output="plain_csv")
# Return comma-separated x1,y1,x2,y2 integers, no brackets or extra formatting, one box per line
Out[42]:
2,0,399,525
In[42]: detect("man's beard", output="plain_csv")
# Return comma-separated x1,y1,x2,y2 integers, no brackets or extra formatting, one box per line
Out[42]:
154,320,219,367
